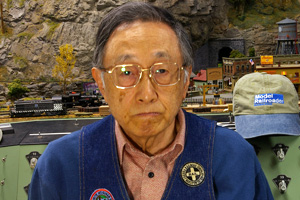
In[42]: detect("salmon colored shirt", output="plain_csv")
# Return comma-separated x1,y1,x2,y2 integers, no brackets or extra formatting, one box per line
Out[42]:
115,109,186,200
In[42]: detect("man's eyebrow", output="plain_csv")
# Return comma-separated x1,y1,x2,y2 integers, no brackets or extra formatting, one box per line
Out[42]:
154,51,171,59
115,52,170,63
115,54,135,63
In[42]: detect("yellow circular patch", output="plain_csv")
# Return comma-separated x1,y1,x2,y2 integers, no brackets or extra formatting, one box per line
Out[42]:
181,162,205,187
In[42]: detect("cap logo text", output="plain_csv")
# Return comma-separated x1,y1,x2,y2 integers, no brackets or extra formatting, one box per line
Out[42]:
254,93,284,106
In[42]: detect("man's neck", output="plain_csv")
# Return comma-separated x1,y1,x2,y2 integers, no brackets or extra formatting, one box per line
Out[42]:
125,119,178,156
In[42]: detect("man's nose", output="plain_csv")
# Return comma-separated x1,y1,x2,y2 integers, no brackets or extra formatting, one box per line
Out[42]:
135,70,158,103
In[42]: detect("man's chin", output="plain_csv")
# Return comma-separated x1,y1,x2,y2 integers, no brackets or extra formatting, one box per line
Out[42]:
130,122,163,137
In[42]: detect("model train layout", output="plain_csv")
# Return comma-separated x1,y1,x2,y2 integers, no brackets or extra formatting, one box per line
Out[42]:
10,92,103,118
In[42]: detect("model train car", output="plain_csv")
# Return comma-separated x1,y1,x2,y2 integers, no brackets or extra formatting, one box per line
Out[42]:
61,92,102,108
10,93,103,118
10,99,67,118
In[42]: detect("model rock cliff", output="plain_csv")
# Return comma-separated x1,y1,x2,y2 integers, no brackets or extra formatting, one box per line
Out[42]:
0,0,299,99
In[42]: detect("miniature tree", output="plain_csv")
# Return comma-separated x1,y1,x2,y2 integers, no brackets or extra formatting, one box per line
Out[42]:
229,0,247,16
248,47,255,57
229,49,245,58
229,0,255,18
7,79,29,101
52,44,76,94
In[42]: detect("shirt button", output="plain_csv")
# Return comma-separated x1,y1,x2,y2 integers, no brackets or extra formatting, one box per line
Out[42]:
148,172,154,178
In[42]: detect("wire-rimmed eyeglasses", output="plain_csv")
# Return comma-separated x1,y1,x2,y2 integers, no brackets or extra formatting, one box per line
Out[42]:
99,62,184,89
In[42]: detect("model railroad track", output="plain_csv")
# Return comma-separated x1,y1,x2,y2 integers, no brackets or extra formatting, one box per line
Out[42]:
0,111,10,116
182,97,233,105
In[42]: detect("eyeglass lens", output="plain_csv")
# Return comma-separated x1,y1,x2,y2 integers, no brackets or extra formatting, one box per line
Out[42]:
112,63,180,88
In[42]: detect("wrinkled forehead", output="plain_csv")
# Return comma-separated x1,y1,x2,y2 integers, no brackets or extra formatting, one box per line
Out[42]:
103,21,182,63
107,20,179,45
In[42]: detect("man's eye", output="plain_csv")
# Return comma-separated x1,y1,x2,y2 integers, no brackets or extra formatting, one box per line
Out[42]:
155,69,167,74
123,71,132,75
121,67,132,75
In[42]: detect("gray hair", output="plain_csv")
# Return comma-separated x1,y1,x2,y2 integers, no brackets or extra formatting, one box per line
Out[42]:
93,2,193,70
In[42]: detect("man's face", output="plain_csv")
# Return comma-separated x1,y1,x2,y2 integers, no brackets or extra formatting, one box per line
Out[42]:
92,21,191,142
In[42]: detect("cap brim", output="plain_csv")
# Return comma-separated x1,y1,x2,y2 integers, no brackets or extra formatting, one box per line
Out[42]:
235,113,300,138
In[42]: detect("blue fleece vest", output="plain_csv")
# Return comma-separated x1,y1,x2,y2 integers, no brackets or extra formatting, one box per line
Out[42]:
79,111,216,200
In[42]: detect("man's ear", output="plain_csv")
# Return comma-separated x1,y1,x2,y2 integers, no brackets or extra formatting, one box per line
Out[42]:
92,67,106,98
182,66,192,99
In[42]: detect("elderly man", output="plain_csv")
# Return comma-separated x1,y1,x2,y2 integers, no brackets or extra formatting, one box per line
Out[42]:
28,2,273,200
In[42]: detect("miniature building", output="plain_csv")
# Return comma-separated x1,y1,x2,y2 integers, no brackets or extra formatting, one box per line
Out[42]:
206,67,223,89
255,54,300,93
222,57,259,90
193,68,223,91
193,69,207,92
222,54,300,93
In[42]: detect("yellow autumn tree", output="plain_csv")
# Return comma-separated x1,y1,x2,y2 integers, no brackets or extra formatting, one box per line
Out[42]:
52,44,76,94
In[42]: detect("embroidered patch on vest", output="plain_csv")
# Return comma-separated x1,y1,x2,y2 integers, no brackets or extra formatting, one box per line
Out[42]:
181,162,205,187
89,188,115,200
